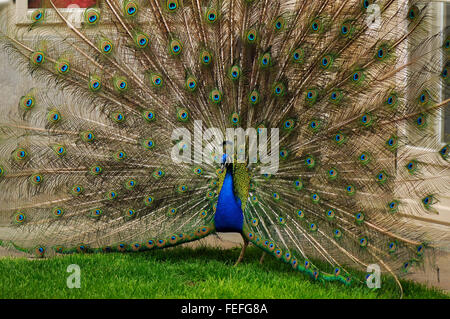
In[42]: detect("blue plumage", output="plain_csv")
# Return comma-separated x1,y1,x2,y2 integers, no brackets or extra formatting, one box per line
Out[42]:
215,169,243,233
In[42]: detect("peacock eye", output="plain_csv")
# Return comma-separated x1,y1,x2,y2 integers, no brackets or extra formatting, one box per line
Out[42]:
440,145,449,159
125,2,138,17
362,0,372,9
442,67,448,78
378,49,384,58
167,0,178,11
85,8,100,25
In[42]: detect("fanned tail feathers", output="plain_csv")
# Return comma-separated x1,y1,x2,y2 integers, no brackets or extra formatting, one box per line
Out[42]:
0,0,449,291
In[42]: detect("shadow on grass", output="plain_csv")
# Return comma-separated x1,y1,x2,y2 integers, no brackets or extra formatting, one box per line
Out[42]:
109,245,448,299
0,245,448,299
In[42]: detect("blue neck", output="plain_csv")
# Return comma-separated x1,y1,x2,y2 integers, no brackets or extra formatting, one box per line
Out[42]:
214,168,244,233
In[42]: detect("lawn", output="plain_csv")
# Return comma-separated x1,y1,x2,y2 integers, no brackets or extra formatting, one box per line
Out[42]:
0,246,447,299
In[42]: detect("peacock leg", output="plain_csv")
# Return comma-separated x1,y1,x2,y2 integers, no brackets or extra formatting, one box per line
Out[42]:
234,235,249,266
259,252,266,265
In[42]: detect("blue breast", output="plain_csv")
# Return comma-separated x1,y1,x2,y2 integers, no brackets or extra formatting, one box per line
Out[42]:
214,169,244,233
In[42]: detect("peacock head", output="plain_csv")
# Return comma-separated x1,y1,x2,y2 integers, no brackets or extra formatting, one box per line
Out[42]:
221,140,233,169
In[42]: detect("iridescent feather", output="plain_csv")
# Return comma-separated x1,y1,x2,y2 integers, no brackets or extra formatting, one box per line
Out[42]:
0,0,449,297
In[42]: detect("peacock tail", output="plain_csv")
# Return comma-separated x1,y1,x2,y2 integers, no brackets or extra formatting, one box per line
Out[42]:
0,0,449,292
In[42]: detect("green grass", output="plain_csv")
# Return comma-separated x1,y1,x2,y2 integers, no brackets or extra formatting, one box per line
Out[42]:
0,246,447,299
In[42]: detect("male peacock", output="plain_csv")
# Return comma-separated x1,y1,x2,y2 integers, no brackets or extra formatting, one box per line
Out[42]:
0,0,449,295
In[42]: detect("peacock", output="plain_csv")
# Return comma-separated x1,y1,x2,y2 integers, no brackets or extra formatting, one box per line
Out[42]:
0,0,449,296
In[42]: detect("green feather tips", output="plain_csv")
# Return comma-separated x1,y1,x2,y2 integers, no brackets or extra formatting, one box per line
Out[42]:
84,8,100,25
31,9,44,23
13,148,28,161
291,47,305,64
177,108,189,122
89,75,102,92
47,110,61,124
310,17,324,33
259,53,272,69
124,1,139,17
205,8,219,24
99,38,114,55
245,29,258,44
20,94,35,110
142,110,156,122
30,51,45,66
249,90,260,105
230,112,240,126
229,65,242,81
150,73,164,88
273,16,286,32
134,32,150,49
111,111,126,123
169,39,183,56
439,144,449,160
209,89,222,104
166,0,179,12
113,77,129,93
55,59,70,75
185,76,198,92
200,49,213,66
